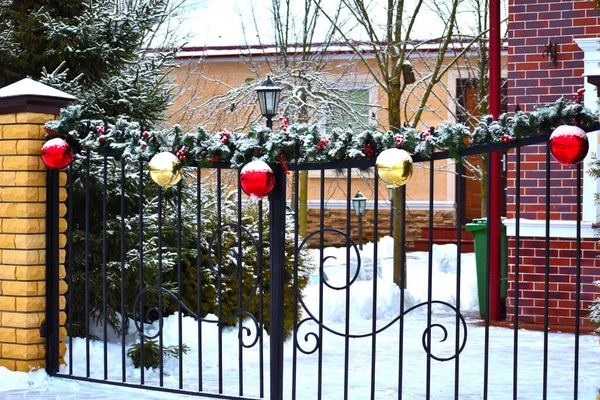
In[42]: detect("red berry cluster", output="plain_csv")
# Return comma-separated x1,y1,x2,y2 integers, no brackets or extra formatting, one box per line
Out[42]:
317,137,331,152
573,88,585,104
277,153,290,174
501,134,515,143
421,127,435,141
394,134,405,148
253,148,261,157
96,125,105,135
176,146,187,161
363,143,375,158
142,131,152,140
221,131,231,144
98,135,106,143
44,127,58,137
279,117,289,132
209,155,221,163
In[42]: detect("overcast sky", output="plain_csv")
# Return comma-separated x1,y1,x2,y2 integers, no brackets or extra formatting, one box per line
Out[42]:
154,0,507,49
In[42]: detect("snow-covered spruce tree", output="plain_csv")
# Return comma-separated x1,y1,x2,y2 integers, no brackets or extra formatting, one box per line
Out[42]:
0,0,175,126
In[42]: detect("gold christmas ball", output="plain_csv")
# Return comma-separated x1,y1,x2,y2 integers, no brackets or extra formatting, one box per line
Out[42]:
376,148,413,187
148,152,183,188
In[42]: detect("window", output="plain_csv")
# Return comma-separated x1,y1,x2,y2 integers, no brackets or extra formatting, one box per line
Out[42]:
323,87,371,133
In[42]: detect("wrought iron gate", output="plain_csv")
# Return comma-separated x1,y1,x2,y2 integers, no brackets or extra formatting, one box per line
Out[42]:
45,135,597,399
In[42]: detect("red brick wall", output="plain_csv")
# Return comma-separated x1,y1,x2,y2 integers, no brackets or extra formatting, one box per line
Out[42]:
506,237,600,327
507,0,600,327
508,1,600,111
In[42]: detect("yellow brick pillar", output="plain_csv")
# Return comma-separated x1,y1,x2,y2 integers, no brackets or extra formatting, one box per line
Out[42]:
0,78,75,372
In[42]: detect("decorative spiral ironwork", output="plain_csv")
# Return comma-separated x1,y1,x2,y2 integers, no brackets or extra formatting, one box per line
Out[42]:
133,222,263,346
297,228,362,291
238,311,261,348
294,318,321,355
293,227,468,362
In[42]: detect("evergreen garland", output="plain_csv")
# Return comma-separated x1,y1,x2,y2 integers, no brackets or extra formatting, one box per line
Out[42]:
45,96,599,172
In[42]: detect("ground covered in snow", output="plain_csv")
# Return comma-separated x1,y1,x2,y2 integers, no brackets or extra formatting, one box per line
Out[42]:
0,238,598,399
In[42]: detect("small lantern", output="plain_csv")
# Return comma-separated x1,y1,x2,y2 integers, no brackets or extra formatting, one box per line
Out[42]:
352,191,367,217
255,76,282,128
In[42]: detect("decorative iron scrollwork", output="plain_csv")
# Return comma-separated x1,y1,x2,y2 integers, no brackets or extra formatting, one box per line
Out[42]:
133,222,263,347
293,227,468,362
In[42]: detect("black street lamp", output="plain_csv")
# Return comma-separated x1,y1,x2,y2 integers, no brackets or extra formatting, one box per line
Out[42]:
255,75,282,129
352,191,367,250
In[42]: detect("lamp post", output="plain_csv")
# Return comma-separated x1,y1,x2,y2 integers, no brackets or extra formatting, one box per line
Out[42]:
255,75,282,129
352,191,367,250
257,75,284,400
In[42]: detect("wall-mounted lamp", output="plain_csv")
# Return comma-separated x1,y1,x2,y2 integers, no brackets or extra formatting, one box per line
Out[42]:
542,41,558,67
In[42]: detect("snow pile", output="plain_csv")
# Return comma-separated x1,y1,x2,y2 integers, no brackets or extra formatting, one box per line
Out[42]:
305,237,478,326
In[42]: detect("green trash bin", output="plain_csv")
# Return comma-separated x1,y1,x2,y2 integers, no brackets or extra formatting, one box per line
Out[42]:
465,218,508,318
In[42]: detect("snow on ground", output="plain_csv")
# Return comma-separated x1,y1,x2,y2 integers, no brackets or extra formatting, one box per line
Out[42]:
0,237,599,399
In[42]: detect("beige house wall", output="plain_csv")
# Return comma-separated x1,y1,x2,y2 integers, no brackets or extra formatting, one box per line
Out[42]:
168,52,507,209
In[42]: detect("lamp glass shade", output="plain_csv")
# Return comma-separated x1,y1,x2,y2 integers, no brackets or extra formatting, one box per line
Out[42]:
256,76,282,118
352,191,367,217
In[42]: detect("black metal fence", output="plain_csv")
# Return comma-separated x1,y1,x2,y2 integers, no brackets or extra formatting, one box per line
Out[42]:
45,135,595,399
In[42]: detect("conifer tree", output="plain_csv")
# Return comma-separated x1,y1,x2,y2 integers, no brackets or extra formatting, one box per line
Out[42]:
0,0,174,125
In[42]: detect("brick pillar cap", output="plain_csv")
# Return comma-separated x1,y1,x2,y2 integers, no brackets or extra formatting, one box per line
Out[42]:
0,78,77,115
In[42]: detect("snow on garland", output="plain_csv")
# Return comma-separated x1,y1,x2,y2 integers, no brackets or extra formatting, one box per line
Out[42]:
43,95,598,172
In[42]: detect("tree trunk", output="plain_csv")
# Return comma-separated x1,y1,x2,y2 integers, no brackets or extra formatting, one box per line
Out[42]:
392,186,406,288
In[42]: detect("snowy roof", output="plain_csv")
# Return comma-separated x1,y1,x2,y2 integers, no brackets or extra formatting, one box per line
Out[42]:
153,0,508,55
0,78,76,101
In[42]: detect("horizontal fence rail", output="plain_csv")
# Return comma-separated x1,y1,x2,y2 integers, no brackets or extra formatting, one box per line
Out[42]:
45,135,598,399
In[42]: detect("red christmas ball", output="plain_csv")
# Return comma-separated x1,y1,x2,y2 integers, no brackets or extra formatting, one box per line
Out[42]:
549,125,589,166
240,160,275,201
41,138,73,170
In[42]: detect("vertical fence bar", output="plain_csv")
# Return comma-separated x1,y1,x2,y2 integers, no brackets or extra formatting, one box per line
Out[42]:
269,165,287,400
157,187,164,386
177,183,184,390
317,169,325,400
85,150,91,378
573,163,582,398
543,145,551,400
196,165,203,392
258,198,265,399
454,161,463,400
397,184,406,400
344,167,352,400
120,158,126,382
425,158,435,399
216,168,223,394
138,157,145,385
237,170,244,396
371,173,380,400
102,155,108,380
67,163,74,375
45,169,60,375
512,147,521,400
196,162,209,392
291,166,300,400
483,152,491,400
